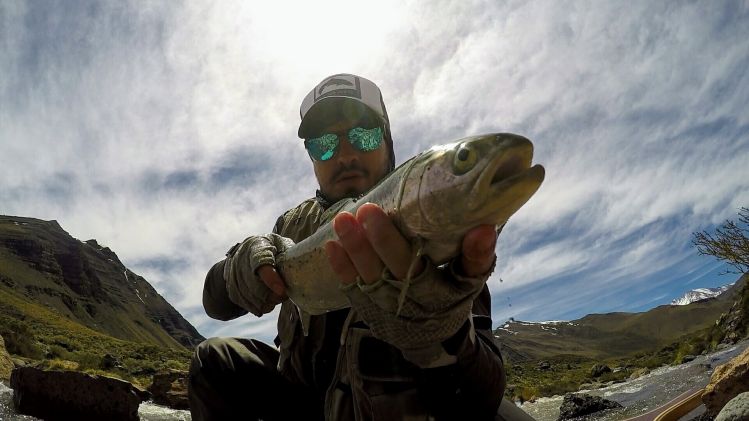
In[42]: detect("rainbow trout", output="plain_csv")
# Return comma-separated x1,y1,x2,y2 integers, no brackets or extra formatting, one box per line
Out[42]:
277,133,545,315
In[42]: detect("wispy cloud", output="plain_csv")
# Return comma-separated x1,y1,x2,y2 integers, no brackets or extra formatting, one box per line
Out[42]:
1,0,747,345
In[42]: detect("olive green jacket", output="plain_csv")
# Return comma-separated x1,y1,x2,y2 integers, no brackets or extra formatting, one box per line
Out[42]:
203,197,506,420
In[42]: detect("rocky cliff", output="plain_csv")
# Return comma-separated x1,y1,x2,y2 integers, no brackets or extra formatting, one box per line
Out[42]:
0,215,203,349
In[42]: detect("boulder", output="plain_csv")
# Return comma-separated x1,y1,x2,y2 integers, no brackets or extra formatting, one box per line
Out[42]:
590,364,612,378
702,346,749,416
538,361,551,370
101,353,123,370
578,382,603,391
148,370,189,410
716,391,749,421
715,391,749,421
0,335,14,381
682,355,698,364
629,367,650,380
10,366,150,421
558,393,623,420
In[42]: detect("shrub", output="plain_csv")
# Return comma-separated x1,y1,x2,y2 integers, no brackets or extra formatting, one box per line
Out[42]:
0,317,43,359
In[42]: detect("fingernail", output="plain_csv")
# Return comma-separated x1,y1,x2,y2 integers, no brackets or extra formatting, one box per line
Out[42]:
357,203,378,231
359,212,372,232
334,216,353,237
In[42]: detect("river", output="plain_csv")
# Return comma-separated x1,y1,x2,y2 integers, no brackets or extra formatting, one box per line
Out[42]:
1,340,746,420
520,340,749,421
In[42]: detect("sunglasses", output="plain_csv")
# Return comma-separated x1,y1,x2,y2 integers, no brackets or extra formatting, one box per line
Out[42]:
304,126,384,161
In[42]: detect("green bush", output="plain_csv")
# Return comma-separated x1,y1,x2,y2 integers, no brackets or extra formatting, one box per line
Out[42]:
47,344,71,360
0,317,44,359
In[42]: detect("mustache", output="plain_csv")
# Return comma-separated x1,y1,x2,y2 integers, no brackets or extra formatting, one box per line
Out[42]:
331,163,369,182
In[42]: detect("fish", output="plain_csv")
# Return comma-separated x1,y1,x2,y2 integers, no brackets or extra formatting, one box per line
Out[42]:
276,133,545,315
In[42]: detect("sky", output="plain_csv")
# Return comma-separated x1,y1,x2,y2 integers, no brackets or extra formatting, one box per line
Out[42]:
1,0,748,344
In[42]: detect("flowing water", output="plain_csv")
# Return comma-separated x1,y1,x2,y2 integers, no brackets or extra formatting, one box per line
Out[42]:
1,341,746,420
520,340,749,421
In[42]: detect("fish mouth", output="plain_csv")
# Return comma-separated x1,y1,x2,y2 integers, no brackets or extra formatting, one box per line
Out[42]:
472,139,545,223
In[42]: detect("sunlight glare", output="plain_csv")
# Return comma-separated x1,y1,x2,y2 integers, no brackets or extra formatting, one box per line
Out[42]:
242,0,406,73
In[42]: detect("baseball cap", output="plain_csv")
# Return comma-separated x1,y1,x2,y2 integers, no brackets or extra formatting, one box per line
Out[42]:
298,73,390,139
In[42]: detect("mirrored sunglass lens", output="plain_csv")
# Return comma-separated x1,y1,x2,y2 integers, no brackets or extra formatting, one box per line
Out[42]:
307,134,339,161
348,127,383,152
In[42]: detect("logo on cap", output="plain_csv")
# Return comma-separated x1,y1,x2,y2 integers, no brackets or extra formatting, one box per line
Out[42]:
314,74,362,102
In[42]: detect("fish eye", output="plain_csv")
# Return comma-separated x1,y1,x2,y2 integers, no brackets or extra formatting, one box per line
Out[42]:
453,144,477,174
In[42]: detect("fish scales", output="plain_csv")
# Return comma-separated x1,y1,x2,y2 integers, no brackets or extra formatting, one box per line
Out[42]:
277,133,545,315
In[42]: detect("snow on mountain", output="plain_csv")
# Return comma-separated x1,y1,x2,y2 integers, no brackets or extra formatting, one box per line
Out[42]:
670,284,733,306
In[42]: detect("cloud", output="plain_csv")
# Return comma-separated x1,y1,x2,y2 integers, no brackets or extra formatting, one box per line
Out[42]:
1,0,747,344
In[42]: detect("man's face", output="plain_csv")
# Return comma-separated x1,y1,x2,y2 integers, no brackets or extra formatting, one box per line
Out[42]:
310,117,390,203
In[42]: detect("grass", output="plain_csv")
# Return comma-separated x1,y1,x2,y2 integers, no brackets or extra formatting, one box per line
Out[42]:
0,286,192,388
505,322,743,402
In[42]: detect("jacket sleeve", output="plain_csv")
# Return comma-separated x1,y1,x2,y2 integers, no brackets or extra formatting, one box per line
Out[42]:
441,283,506,419
436,227,507,418
415,281,506,420
201,216,287,320
202,258,248,321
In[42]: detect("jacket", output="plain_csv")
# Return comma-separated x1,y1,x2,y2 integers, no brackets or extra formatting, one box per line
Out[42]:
203,196,507,420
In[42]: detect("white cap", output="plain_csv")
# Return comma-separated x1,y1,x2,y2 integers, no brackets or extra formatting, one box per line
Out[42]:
298,73,389,138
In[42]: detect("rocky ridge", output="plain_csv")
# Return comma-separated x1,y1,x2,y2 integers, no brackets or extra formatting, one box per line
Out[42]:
671,284,734,306
0,215,203,349
495,275,747,362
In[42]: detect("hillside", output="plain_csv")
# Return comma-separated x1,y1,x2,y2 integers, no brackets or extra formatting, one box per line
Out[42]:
0,215,203,350
495,274,746,362
495,274,748,401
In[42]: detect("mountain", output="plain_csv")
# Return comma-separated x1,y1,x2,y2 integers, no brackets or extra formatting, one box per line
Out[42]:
671,284,733,305
710,273,749,344
495,275,747,362
0,215,203,349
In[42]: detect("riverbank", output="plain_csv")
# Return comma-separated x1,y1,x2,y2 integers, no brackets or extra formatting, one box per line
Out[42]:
519,339,749,421
0,381,191,421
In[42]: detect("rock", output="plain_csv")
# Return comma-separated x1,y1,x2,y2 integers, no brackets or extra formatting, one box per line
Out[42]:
688,412,715,421
716,391,749,421
703,345,749,416
148,370,189,410
538,361,551,370
0,335,14,381
590,364,612,378
558,393,623,420
629,367,650,380
101,353,123,370
682,355,697,364
11,357,27,368
10,366,150,421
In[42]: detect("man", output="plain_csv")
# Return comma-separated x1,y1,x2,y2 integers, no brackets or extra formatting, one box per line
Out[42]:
188,74,507,420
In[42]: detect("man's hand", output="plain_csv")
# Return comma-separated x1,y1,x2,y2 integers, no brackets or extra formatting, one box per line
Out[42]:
324,202,497,284
224,233,294,316
257,265,287,301
323,202,497,366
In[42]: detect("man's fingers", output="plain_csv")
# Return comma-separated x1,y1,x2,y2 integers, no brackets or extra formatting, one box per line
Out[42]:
324,240,359,285
332,211,384,284
356,203,423,280
257,265,287,299
460,225,497,277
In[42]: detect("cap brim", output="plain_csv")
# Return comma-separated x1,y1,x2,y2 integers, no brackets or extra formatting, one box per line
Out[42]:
297,97,384,138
